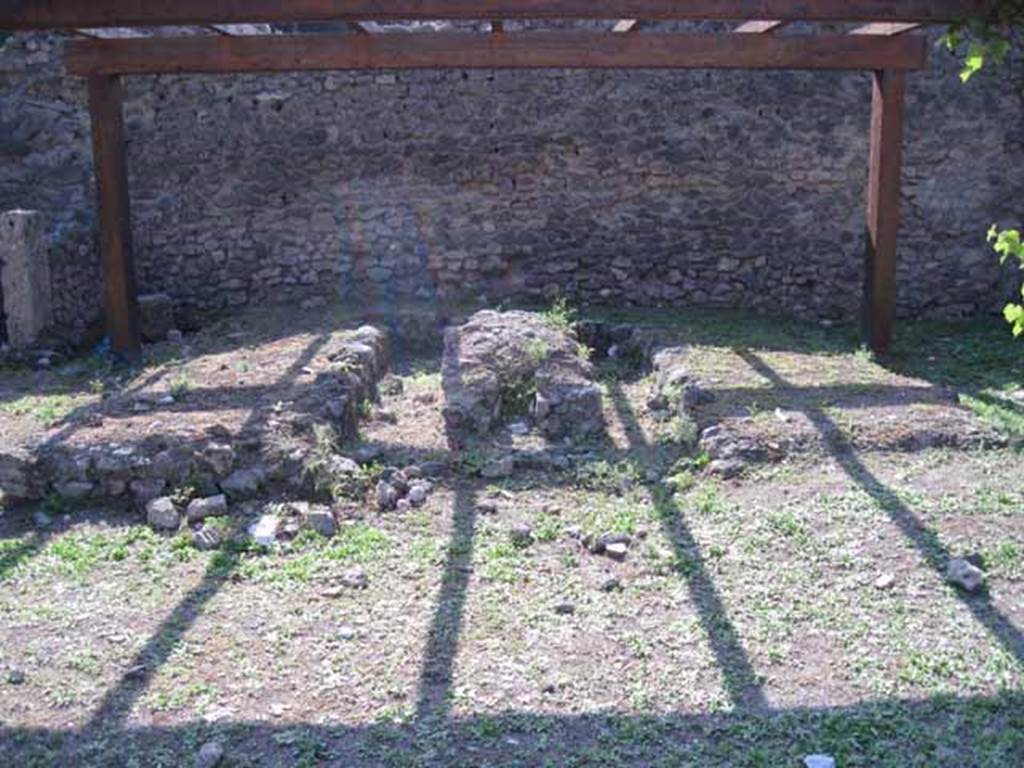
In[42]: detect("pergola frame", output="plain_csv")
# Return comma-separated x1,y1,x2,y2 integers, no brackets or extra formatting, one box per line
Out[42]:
0,2,990,362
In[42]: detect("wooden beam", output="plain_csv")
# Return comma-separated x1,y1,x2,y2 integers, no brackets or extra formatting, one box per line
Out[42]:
1,1,990,30
863,69,906,356
65,32,929,75
735,20,786,34
850,23,922,36
612,20,640,33
87,74,141,363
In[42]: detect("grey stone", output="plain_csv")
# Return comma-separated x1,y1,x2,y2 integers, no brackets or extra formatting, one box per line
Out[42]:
804,756,836,768
873,573,896,590
138,293,175,343
131,478,167,505
191,525,224,551
146,497,180,531
202,443,235,477
600,574,623,592
420,460,447,477
708,458,745,479
220,467,265,499
407,483,429,507
376,480,399,511
0,211,52,348
195,741,224,768
509,523,534,548
604,541,629,561
341,567,369,589
476,500,499,515
54,480,93,501
248,513,280,546
481,455,515,479
186,494,228,523
947,557,985,592
553,601,576,615
305,504,337,537
7,666,26,685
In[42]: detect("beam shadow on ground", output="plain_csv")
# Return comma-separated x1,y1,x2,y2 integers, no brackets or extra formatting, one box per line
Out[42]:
78,333,330,732
605,380,768,710
738,349,1024,664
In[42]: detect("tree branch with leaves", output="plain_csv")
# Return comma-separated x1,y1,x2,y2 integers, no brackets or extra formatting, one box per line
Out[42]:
944,1,1024,336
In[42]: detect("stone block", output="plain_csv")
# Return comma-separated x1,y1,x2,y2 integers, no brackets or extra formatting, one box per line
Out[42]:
138,293,175,342
0,211,52,347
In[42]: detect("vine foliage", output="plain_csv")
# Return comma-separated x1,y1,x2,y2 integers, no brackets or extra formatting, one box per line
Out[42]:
943,1,1024,336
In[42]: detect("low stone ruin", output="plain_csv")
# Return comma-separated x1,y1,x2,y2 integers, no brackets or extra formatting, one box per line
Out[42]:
441,310,604,445
0,325,390,507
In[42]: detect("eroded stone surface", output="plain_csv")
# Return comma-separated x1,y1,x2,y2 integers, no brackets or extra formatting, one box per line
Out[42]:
441,310,603,445
0,210,52,347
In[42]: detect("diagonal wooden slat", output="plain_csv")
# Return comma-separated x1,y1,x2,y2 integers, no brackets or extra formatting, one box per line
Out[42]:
64,32,930,76
612,20,640,33
850,22,922,36
735,20,786,34
2,1,988,30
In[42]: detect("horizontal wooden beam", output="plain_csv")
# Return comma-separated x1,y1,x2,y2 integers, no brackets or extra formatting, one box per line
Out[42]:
64,32,928,75
2,1,989,30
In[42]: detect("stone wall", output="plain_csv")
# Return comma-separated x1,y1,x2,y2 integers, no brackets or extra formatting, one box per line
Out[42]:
1,29,1021,333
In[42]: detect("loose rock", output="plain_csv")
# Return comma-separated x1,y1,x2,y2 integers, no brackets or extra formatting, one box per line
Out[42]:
220,467,265,499
146,497,180,531
376,480,399,511
408,483,429,507
510,524,534,548
481,455,515,479
873,573,896,591
947,557,985,592
341,567,369,589
554,601,576,615
804,756,836,768
191,525,224,551
304,504,337,537
186,494,228,523
195,740,224,768
248,513,280,547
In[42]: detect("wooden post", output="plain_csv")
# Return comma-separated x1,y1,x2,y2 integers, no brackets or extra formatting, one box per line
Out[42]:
87,73,141,363
863,68,906,356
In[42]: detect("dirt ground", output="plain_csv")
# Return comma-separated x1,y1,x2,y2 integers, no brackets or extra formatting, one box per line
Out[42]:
1,305,1023,767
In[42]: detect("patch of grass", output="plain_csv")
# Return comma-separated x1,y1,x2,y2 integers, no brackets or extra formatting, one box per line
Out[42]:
541,297,578,332
167,371,193,397
0,535,42,581
31,527,159,579
237,523,391,584
526,338,550,364
0,393,84,426
574,458,642,495
480,541,527,583
890,318,1024,441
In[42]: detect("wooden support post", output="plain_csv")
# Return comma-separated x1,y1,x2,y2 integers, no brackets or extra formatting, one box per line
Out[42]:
863,69,905,356
88,73,141,363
